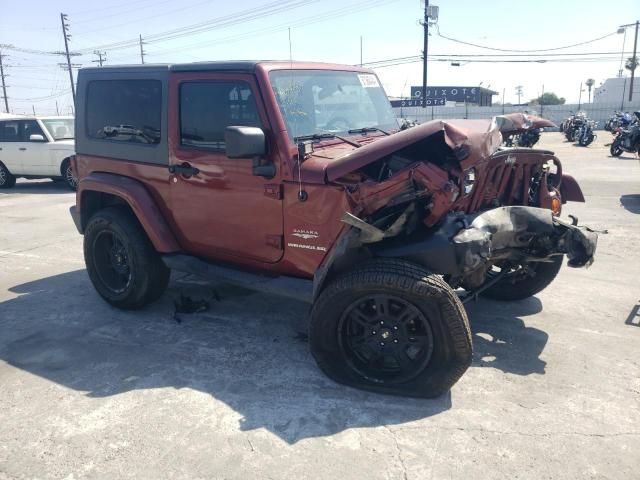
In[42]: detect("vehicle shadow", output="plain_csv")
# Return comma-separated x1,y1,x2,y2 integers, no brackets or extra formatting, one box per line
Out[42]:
0,270,548,443
620,194,640,214
465,297,547,375
0,180,73,195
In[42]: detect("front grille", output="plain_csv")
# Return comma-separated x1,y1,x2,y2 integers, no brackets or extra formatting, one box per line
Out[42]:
466,150,548,213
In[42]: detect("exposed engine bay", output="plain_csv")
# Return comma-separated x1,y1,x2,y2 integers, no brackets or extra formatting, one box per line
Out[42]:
324,117,598,300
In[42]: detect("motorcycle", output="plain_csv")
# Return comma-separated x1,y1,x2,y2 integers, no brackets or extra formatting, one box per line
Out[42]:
609,112,640,156
498,112,555,148
564,113,586,142
575,120,596,147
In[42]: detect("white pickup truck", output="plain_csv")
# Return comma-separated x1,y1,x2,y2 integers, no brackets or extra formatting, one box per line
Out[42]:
0,114,76,190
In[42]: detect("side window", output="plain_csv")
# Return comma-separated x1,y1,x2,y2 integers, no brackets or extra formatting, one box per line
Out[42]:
86,79,162,145
0,121,20,142
179,81,262,150
22,120,47,142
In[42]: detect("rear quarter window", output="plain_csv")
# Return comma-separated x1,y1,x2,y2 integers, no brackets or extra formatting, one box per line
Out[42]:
86,79,162,145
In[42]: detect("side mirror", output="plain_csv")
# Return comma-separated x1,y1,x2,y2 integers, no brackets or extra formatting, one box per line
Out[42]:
29,134,46,142
225,126,266,159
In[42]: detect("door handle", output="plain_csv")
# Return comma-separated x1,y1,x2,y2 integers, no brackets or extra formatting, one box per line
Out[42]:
19,147,27,151
168,163,200,177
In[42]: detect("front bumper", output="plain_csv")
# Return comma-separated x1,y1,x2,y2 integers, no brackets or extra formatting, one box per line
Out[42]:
376,206,598,276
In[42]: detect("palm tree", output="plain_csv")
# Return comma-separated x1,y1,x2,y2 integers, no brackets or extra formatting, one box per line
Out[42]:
585,78,595,103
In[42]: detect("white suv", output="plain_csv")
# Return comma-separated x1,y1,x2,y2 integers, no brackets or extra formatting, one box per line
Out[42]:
0,115,76,190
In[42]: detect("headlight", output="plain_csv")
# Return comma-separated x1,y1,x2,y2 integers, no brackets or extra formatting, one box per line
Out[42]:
463,168,476,196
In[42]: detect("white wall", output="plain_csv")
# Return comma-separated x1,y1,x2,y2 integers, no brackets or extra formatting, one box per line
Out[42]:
395,101,640,130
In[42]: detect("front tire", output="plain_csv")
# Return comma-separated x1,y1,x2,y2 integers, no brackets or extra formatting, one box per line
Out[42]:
84,207,170,309
0,163,16,189
480,255,563,301
309,259,472,398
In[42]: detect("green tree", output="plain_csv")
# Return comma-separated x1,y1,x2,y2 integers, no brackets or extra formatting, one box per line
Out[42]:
585,78,595,103
530,92,566,105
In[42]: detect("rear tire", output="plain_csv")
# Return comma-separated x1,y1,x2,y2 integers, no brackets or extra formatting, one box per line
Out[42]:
610,140,623,157
84,207,170,309
0,163,16,189
61,158,77,191
480,256,563,301
309,259,472,398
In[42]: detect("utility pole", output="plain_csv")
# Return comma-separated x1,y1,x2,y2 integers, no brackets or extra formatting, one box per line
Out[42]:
92,50,106,67
419,2,439,109
55,100,60,116
139,35,146,64
578,81,583,110
60,13,76,102
628,21,638,101
360,36,363,66
0,48,9,113
515,85,523,105
421,1,429,109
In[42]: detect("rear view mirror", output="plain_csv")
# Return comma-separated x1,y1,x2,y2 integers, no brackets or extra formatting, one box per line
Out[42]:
225,126,266,158
29,134,46,142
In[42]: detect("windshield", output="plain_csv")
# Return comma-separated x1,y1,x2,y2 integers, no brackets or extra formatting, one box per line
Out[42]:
269,70,398,142
41,118,75,140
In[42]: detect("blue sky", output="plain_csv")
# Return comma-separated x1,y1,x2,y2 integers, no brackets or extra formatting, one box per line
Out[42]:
1,0,638,115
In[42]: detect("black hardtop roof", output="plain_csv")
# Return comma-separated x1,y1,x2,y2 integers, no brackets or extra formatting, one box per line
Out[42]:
79,60,370,75
80,61,261,74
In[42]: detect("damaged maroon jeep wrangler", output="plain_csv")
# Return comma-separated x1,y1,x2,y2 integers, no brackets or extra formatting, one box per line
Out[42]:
70,62,597,397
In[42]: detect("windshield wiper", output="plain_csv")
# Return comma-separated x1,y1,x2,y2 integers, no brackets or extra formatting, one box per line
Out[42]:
294,132,361,148
348,127,390,136
294,133,336,142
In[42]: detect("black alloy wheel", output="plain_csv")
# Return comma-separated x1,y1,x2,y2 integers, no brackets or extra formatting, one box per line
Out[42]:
92,230,132,295
309,258,473,398
338,294,434,384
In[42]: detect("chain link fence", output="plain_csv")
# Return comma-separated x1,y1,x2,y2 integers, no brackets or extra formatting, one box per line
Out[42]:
395,101,640,130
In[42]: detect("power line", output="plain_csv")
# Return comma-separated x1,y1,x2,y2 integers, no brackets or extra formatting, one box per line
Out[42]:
74,0,319,53
435,27,619,53
146,0,395,57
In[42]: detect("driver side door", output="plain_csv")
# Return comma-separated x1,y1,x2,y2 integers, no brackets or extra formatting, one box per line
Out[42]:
168,73,284,265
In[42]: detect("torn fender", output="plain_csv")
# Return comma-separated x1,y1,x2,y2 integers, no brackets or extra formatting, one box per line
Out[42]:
373,206,597,276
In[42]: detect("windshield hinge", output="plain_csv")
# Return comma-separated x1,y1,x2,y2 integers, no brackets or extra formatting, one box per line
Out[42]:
264,184,283,200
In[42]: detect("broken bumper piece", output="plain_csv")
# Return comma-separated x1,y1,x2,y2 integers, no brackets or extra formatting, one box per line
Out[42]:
374,206,598,276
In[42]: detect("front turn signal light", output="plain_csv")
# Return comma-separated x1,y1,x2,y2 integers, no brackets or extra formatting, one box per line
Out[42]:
551,196,562,216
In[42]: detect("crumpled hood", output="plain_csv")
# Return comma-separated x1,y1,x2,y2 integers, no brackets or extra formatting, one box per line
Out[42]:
302,119,504,183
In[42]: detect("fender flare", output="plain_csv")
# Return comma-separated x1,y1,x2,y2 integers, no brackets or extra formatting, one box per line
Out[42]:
560,174,585,203
77,172,180,253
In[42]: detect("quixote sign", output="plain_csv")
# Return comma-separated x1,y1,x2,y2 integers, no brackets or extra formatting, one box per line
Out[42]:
410,86,481,104
390,98,446,107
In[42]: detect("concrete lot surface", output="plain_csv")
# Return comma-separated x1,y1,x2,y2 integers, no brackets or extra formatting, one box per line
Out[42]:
1,133,639,479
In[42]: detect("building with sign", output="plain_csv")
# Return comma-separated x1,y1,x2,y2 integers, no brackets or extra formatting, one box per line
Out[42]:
400,85,497,107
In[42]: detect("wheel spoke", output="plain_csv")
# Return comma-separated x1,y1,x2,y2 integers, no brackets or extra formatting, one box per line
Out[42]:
393,350,414,372
350,309,374,329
